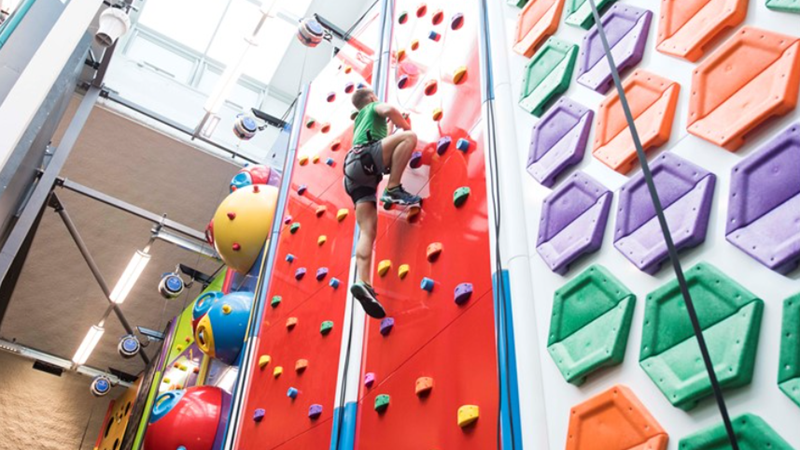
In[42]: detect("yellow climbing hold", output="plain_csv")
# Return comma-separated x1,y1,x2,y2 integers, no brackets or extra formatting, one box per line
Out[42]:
176,345,183,352
432,108,443,121
453,66,467,84
336,208,349,222
378,260,392,276
258,355,271,368
222,304,232,315
397,49,406,62
162,378,171,384
318,235,327,246
457,405,479,428
273,366,283,377
299,155,309,166
312,154,320,164
316,206,327,217
398,264,410,279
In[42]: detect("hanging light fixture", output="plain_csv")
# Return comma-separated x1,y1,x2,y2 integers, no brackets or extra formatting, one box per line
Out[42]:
73,325,105,365
109,249,151,304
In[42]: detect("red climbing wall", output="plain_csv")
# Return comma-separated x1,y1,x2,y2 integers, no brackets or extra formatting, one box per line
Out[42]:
354,1,500,448
234,15,379,449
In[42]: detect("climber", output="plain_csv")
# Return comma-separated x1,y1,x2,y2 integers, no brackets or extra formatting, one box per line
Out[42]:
344,87,420,319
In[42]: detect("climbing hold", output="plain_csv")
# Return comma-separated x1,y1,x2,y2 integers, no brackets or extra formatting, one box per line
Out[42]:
336,208,349,221
344,82,354,94
306,119,315,128
397,74,410,90
454,283,473,305
222,304,232,315
331,140,341,151
316,206,326,217
398,264,410,279
431,9,443,25
520,37,578,117
428,30,441,42
527,98,593,187
287,387,299,399
364,372,376,387
451,12,464,30
767,0,800,13
316,267,329,281
457,405,479,428
308,404,322,419
321,123,330,133
226,212,236,220
779,293,800,407
174,347,182,353
258,355,271,368
424,79,438,95
378,260,392,277
410,39,419,51
320,320,334,335
284,215,292,224
273,366,283,377
297,184,307,195
271,296,282,307
453,66,467,85
513,0,563,57
409,151,423,168
325,157,335,166
295,267,306,280
564,0,615,29
374,394,390,412
380,317,394,336
357,82,366,89
295,359,308,372
285,254,295,263
253,408,265,422
326,92,336,102
231,243,241,252
456,138,470,152
318,235,327,245
415,377,434,396
398,11,408,24
657,0,747,62
396,49,406,62
299,155,309,166
679,413,791,450
329,278,340,289
286,317,298,330
426,243,443,262
344,65,352,74
290,223,300,234
436,136,452,155
311,155,320,164
432,108,443,121
453,187,470,207
416,3,427,17
420,277,435,292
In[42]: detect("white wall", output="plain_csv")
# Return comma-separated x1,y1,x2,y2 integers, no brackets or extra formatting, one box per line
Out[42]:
498,1,800,448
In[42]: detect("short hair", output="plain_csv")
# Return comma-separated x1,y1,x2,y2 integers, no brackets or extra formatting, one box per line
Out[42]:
352,88,375,110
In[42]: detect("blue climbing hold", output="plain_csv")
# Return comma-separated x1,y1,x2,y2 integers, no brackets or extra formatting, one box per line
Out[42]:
421,277,435,292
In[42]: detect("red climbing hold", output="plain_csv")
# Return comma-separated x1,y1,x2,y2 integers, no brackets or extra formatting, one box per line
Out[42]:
416,3,427,17
424,79,438,96
227,212,236,220
431,9,443,25
232,243,241,251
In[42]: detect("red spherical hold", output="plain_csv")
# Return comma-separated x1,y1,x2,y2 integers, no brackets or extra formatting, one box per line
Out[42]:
227,212,236,220
144,386,229,450
232,243,241,251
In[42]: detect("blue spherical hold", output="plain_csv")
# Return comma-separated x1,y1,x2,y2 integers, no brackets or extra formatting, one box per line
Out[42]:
230,172,253,193
195,291,254,364
192,291,224,330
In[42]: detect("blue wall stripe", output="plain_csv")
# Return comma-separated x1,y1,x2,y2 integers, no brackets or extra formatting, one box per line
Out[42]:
493,270,523,449
331,402,358,450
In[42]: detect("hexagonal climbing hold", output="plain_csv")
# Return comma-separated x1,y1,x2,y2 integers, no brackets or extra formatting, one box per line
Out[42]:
320,320,334,335
593,70,679,174
687,27,800,151
767,0,800,13
378,260,392,277
566,385,667,450
374,394,390,413
453,187,470,207
512,0,564,57
519,37,577,117
726,123,800,273
527,98,593,187
426,243,443,262
657,0,747,62
576,4,652,94
536,171,612,274
779,293,800,408
415,377,434,396
548,265,635,385
640,262,764,410
615,153,715,274
398,264,410,279
564,0,616,29
380,317,394,336
679,413,793,450
457,405,479,428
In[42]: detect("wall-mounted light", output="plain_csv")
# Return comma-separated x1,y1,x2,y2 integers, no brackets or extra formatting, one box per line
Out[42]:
73,325,105,365
96,5,131,47
109,249,151,304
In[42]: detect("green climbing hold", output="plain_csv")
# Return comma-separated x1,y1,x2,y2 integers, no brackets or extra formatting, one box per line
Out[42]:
271,296,282,308
320,320,334,335
290,223,300,234
398,11,408,24
306,118,316,128
547,265,635,385
679,413,793,449
640,262,763,411
565,0,616,29
507,0,529,7
519,37,577,117
453,187,470,207
374,394,390,412
779,293,800,408
766,0,800,14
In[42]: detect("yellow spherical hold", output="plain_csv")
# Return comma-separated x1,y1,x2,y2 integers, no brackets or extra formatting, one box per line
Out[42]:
213,185,279,274
222,304,232,314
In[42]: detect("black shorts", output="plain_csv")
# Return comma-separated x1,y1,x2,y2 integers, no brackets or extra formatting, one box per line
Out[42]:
343,141,385,204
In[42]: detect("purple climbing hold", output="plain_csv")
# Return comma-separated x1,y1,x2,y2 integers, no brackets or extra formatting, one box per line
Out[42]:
344,81,355,94
364,372,376,387
615,152,715,274
284,215,293,224
576,4,652,94
454,283,473,305
527,98,593,187
537,171,612,274
726,123,800,274
295,267,307,280
316,267,329,281
380,317,395,336
437,136,452,155
398,74,410,89
297,184,307,195
409,151,423,169
308,404,323,419
253,408,265,422
451,12,464,30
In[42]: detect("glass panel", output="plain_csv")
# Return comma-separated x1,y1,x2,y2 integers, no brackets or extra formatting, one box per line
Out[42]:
138,0,229,52
126,34,196,82
242,18,295,82
205,0,261,63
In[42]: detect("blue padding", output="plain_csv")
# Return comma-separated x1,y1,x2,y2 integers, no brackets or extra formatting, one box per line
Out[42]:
330,402,358,450
150,389,186,424
493,270,522,449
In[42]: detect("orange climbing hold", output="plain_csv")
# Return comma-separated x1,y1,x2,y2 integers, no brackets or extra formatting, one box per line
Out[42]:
687,27,800,151
432,108,443,121
286,317,298,329
656,0,748,62
312,155,320,164
298,155,309,166
295,359,308,372
566,385,668,450
513,0,564,58
316,206,326,217
397,49,406,62
593,70,680,174
331,140,341,151
415,377,434,396
411,39,420,51
426,242,443,262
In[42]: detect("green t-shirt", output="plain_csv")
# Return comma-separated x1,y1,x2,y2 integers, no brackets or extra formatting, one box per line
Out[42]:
352,102,388,145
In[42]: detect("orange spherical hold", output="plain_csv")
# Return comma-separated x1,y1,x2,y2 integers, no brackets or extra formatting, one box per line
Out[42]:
213,185,279,274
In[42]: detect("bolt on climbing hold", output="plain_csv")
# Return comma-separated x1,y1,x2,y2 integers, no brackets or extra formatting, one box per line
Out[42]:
437,136,452,155
273,366,283,377
432,108,443,121
378,260,392,276
295,267,307,280
409,151,423,168
451,12,464,30
344,65,352,74
374,394,391,413
271,296,282,307
429,30,441,41
290,223,300,234
337,208,349,221
299,155,309,166
397,74,410,89
364,372,376,387
287,387,299,399
432,9,443,24
453,66,467,84
424,79,438,95
231,243,241,251
457,405,479,428
226,212,236,220
416,3,427,17
316,267,329,281
308,404,322,419
318,235,327,245
312,155,320,164
253,408,265,422
398,264,410,279
325,157,335,166
421,277,435,292
380,317,395,336
305,119,315,128
321,123,331,133
456,138,470,152
453,187,471,207
326,92,336,102
222,304,232,315
285,254,295,263
426,243,443,262
286,317,298,330
454,283,473,305
411,39,420,51
297,184,307,195
320,320,334,335
258,355,271,368
397,49,406,62
344,81,354,94
329,278,340,289
284,215,293,224
415,377,434,396
398,11,408,24
331,140,341,151
316,206,326,217
295,359,308,372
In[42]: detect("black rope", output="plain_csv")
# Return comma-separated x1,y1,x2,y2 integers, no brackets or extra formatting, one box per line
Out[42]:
586,1,740,448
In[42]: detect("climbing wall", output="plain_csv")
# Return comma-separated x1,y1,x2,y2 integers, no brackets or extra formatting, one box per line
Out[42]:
233,14,381,449
354,1,500,448
503,0,800,448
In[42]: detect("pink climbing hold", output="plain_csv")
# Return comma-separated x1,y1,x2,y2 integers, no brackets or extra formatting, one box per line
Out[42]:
364,372,376,387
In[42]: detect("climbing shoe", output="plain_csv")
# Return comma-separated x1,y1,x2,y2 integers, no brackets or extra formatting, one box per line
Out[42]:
380,185,421,206
351,282,386,319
